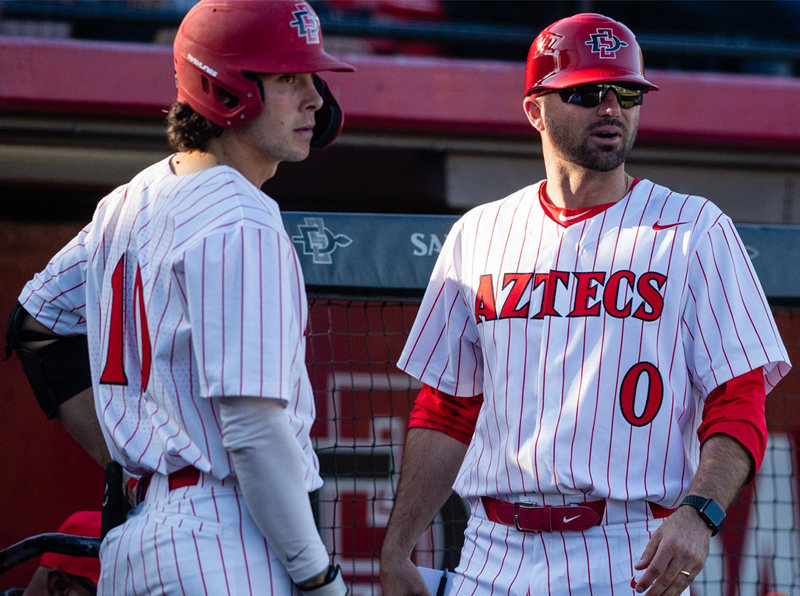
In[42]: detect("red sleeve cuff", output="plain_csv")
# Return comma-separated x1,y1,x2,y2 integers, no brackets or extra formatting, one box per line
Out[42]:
697,367,767,479
408,384,482,445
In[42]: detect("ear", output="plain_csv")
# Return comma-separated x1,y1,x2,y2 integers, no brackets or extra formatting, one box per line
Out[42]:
45,568,71,596
523,95,545,132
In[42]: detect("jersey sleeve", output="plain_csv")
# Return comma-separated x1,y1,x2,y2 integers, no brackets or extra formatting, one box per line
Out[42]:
179,225,307,401
682,215,791,397
397,220,483,396
18,225,90,334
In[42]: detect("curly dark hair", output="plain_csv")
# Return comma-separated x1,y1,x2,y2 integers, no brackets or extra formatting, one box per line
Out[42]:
165,103,224,152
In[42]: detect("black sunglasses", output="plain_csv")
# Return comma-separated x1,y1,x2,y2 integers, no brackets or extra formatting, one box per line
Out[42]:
557,84,645,109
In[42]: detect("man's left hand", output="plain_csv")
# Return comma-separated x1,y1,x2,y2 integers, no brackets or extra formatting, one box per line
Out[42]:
633,506,711,595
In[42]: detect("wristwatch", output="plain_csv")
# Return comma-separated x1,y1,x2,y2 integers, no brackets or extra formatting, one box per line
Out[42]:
680,495,726,536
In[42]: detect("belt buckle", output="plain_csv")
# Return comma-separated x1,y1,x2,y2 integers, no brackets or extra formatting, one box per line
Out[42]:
513,501,545,532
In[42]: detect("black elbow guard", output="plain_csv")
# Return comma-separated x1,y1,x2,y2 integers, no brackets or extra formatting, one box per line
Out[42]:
5,303,93,419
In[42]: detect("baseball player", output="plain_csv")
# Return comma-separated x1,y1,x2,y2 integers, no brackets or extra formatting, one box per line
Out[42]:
8,1,353,594
380,13,790,596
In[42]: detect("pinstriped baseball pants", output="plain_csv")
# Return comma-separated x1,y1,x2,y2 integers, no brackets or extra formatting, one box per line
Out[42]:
448,497,689,595
98,472,297,596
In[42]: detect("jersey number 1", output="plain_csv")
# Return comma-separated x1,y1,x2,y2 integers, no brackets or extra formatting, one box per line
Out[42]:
99,255,152,389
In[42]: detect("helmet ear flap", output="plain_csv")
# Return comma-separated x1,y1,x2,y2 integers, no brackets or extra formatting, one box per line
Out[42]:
311,75,344,149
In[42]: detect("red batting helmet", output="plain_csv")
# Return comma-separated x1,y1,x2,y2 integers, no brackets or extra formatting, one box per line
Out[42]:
525,13,657,96
174,0,354,147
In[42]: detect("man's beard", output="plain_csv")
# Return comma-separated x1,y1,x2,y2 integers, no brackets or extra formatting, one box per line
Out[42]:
545,115,638,172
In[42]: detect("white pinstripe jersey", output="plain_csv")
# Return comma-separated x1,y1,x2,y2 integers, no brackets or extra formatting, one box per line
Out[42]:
398,179,790,505
20,156,321,489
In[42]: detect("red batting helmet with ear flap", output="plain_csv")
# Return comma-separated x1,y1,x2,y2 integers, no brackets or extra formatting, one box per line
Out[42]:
525,13,657,97
174,0,354,143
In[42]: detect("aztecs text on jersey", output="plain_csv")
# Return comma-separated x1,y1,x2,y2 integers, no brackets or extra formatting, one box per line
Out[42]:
398,179,790,504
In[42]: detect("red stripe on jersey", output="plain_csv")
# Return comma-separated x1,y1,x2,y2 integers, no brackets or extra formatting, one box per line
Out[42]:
620,187,652,502
497,195,527,493
650,188,686,500
239,232,245,396
724,219,783,352
585,205,616,491
48,279,87,302
719,219,774,357
258,229,265,396
687,277,722,392
707,232,753,369
200,239,209,391
450,314,470,395
399,280,447,370
604,186,636,498
514,202,548,494
277,233,284,395
420,312,449,384
563,220,588,490
481,203,505,493
220,234,227,397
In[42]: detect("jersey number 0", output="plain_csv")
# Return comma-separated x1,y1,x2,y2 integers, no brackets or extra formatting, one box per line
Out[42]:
619,362,663,426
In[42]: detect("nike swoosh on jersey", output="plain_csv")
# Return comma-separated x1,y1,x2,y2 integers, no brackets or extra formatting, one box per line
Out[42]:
286,546,308,563
652,221,690,231
562,514,582,524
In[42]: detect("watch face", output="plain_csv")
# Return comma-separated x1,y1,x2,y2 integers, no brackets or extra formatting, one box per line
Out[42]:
702,499,726,527
682,495,726,534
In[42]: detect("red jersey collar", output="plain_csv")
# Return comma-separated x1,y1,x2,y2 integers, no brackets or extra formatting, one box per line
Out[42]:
539,178,640,228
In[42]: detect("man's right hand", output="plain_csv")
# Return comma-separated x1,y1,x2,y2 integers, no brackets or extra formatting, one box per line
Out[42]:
379,556,431,596
379,427,467,596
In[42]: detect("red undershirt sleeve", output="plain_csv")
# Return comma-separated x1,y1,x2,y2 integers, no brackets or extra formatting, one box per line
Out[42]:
408,383,483,445
697,367,767,482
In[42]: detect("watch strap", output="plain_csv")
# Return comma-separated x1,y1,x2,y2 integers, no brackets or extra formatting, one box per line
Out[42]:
680,494,725,536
